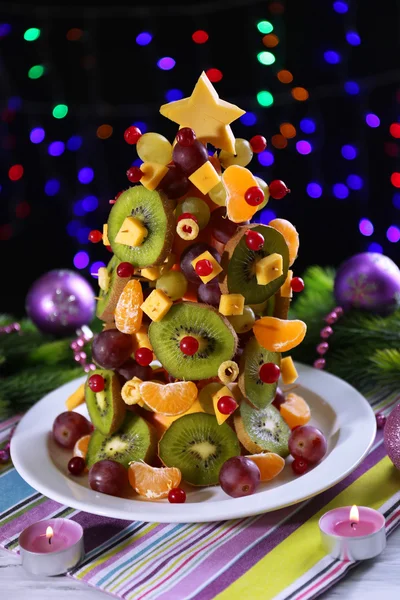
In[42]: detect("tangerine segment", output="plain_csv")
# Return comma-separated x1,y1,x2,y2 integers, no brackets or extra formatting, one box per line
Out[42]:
140,381,198,415
128,462,181,499
253,316,307,352
268,218,299,266
115,279,143,334
222,165,260,223
246,453,285,481
73,434,91,459
145,399,206,433
280,393,311,429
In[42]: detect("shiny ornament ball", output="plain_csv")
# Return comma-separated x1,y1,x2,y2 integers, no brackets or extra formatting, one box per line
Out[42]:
26,270,95,335
334,253,400,315
384,404,400,470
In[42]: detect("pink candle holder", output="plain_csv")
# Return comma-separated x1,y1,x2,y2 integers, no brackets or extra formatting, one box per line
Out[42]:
19,518,84,575
319,505,386,561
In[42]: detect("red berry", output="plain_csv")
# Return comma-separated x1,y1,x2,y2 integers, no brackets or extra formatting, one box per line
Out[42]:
259,363,281,384
115,191,123,200
168,487,186,503
88,230,103,243
249,135,267,153
106,245,113,253
176,128,196,147
292,458,309,475
269,180,290,200
135,347,153,367
177,212,198,224
117,262,134,278
217,396,238,415
109,199,116,205
126,166,143,183
245,230,264,251
244,186,265,206
88,374,105,392
195,259,213,277
179,336,199,356
124,126,142,145
68,456,86,476
291,277,305,292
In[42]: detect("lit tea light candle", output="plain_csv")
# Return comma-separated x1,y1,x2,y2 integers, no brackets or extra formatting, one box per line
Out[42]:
319,505,386,561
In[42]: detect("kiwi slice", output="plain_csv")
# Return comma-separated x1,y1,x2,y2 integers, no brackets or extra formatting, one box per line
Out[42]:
148,302,238,380
239,336,281,409
85,369,126,436
159,413,240,486
86,412,157,469
108,187,174,267
221,225,289,305
234,401,290,457
96,256,130,322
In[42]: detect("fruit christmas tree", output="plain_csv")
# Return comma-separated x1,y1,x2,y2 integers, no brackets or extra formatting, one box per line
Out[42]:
59,72,323,500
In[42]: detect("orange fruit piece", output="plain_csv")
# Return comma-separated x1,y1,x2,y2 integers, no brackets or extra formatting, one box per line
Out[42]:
115,279,143,334
73,434,91,459
222,165,260,223
253,316,307,352
246,453,285,481
280,393,311,429
140,381,198,415
128,462,181,499
146,399,206,434
268,218,299,266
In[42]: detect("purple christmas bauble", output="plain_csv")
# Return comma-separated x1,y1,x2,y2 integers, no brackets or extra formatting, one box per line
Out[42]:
26,270,96,335
384,404,400,470
334,253,400,315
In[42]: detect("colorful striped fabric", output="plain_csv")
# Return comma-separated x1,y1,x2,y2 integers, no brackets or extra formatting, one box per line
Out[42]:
1,393,400,600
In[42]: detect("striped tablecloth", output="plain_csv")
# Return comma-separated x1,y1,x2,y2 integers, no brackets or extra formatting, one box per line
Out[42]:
1,392,400,600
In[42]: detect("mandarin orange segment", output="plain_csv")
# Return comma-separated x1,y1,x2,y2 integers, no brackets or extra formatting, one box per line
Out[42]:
139,381,198,415
268,218,299,266
222,165,260,223
115,279,143,334
245,453,285,481
145,399,206,433
280,393,311,429
253,316,307,352
128,462,181,499
73,434,91,459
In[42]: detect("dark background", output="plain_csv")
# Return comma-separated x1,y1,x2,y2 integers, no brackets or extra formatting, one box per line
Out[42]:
0,0,399,315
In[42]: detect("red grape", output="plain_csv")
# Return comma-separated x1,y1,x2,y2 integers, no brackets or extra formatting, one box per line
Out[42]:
176,128,196,147
68,456,86,475
172,140,208,176
197,282,221,306
180,243,221,283
92,329,133,370
269,180,290,200
249,135,267,153
89,460,128,496
292,458,309,475
272,387,285,409
116,358,153,383
219,456,260,498
52,412,92,449
158,164,189,200
209,207,247,245
168,488,187,503
289,425,327,464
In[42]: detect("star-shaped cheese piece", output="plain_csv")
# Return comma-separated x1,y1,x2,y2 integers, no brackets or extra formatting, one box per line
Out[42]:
159,72,245,153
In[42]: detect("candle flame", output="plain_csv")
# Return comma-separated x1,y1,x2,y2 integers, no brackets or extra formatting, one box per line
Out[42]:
46,526,54,539
349,505,359,523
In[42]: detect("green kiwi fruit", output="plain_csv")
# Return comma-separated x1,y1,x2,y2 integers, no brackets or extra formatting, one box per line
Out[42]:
158,413,240,486
239,336,281,409
86,412,157,469
234,400,290,458
148,302,238,380
220,224,289,305
85,369,126,435
108,186,175,267
96,255,131,322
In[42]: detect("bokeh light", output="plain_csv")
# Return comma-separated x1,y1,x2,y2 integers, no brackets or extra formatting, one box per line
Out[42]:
66,28,83,41
0,24,11,38
192,30,208,44
359,218,374,236
67,221,80,237
157,57,175,70
67,135,82,151
78,167,94,184
133,121,147,133
393,193,400,209
389,123,400,138
165,89,183,102
387,225,400,243
257,51,275,65
48,141,65,156
8,96,21,110
73,251,89,269
259,208,277,224
344,81,360,95
240,112,257,126
296,140,312,154
291,87,309,101
90,261,106,277
333,1,348,13
52,104,68,119
300,118,316,134
24,28,41,41
324,51,340,64
132,158,143,167
73,201,86,217
258,150,274,166
82,195,98,212
271,134,288,149
30,127,45,144
277,70,293,84
257,91,274,107
391,173,400,188
0,224,13,241
136,32,152,46
206,68,223,82
16,202,31,219
385,142,398,157
368,242,383,253
96,124,113,139
347,174,364,190
263,34,279,48
257,21,273,34
8,165,24,181
77,227,91,244
341,144,357,160
306,183,323,198
45,179,60,196
333,183,349,199
365,113,380,128
346,32,361,46
280,123,296,138
28,65,44,79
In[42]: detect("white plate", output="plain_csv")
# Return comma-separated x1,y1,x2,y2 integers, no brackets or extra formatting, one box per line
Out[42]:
11,363,376,523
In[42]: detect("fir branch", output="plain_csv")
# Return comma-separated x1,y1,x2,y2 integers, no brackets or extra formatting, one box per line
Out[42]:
369,349,400,387
26,339,80,366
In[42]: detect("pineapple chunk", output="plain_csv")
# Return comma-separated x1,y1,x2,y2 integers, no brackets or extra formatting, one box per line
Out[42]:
121,377,144,406
219,294,245,316
102,223,110,246
281,270,293,298
190,250,223,284
189,160,221,195
115,216,148,247
98,267,110,292
65,383,85,411
132,325,153,353
212,385,238,425
280,356,298,384
255,253,283,285
140,289,173,322
140,162,169,191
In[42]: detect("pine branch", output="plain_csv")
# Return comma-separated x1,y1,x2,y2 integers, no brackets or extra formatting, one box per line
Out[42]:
369,349,400,387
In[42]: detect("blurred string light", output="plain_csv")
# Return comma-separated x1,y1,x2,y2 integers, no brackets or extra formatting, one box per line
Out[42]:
307,183,323,198
136,32,152,46
240,112,257,126
296,140,312,154
157,57,175,70
165,89,183,102
206,68,223,82
96,124,113,139
257,21,273,34
24,28,41,41
82,195,98,211
300,118,316,134
67,28,83,41
16,202,30,219
346,31,361,46
52,104,68,119
333,183,349,199
73,251,89,269
257,90,274,107
259,208,277,224
30,127,45,143
333,1,348,13
67,135,82,151
91,261,106,277
258,150,274,166
291,87,309,101
280,123,296,138
257,51,275,65
28,65,44,79
390,123,400,138
45,179,60,196
78,167,94,184
359,218,374,236
344,81,360,95
391,173,400,188
324,50,340,64
368,242,383,253
277,70,293,83
347,174,363,190
8,165,23,181
67,221,80,236
48,141,65,156
271,134,287,149
365,113,380,128
192,30,208,44
263,34,279,48
133,121,147,133
341,144,357,160
392,193,400,209
387,226,400,243
0,24,11,38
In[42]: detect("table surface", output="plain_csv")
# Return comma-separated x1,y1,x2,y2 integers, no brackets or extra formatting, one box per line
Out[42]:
1,527,399,600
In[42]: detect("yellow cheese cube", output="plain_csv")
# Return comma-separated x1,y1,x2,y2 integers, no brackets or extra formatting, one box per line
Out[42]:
140,162,169,191
280,356,298,385
219,294,245,316
102,224,110,246
138,266,161,281
281,269,293,298
65,383,85,411
255,253,283,285
190,250,223,284
115,216,148,247
189,160,221,195
140,289,173,322
131,325,153,353
212,385,238,425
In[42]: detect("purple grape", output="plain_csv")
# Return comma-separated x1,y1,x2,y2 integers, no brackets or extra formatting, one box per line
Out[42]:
89,460,128,496
172,140,209,176
158,164,189,200
209,207,249,245
52,412,92,449
180,243,221,283
92,329,133,370
219,456,260,498
197,282,221,306
289,426,327,464
272,387,285,410
116,358,153,383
